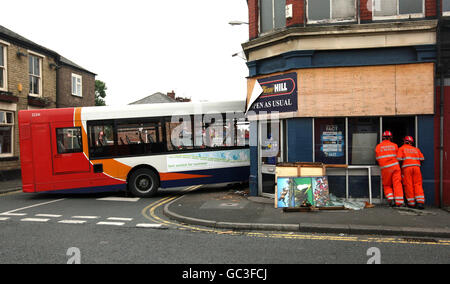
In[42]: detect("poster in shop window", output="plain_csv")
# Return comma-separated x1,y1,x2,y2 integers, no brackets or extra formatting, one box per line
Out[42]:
321,125,344,158
249,72,298,114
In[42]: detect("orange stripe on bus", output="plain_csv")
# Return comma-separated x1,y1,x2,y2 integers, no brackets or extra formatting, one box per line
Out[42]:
160,172,211,181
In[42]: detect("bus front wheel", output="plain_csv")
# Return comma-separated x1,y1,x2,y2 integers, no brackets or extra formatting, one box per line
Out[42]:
128,168,159,197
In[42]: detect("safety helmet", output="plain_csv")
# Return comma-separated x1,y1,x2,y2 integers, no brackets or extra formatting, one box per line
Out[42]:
382,130,393,139
404,136,414,145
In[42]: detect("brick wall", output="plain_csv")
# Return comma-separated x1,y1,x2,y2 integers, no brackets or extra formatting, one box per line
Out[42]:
248,0,259,40
426,0,437,17
0,40,57,171
360,0,373,22
247,0,439,39
286,0,305,27
57,66,95,108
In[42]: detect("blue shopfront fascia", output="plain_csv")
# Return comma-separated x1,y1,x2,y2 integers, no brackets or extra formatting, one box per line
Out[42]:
246,45,436,78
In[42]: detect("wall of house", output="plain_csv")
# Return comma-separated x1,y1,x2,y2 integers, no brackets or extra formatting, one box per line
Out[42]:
0,40,57,172
57,66,95,108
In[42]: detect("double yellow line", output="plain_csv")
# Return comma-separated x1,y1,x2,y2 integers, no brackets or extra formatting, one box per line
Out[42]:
141,186,450,246
141,185,215,233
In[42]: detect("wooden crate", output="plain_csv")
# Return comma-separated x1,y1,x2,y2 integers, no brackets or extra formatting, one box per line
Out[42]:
276,162,326,177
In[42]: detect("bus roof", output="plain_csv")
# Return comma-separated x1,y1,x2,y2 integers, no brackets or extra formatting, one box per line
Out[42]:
18,100,247,124
80,100,246,121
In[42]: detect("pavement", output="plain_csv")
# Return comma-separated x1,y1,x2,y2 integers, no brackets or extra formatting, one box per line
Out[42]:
1,178,449,238
0,177,22,194
163,185,450,239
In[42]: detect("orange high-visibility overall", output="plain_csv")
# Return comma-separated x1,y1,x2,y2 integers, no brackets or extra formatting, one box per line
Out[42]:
375,140,404,206
397,144,425,206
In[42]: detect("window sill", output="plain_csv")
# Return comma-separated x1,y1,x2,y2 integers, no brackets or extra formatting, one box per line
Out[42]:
307,18,356,25
0,156,18,161
0,91,18,103
28,95,51,107
372,14,424,21
71,93,83,98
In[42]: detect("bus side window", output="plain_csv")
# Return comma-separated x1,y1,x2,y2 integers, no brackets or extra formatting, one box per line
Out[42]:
56,127,83,154
88,124,115,158
116,121,164,156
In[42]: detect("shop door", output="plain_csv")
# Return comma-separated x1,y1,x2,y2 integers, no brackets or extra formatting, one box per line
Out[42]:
382,117,415,147
258,120,285,197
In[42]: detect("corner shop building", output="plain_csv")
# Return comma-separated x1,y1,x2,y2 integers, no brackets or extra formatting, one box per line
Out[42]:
245,59,436,205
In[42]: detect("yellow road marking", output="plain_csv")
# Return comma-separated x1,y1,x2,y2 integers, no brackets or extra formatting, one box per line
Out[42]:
142,186,450,246
0,190,22,197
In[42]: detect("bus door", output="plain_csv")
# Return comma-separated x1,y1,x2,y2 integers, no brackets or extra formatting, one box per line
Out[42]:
51,123,90,174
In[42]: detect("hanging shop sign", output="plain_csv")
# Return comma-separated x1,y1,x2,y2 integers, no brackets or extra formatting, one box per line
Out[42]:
248,72,298,114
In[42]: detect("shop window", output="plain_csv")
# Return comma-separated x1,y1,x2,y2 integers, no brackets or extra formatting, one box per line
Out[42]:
0,44,6,91
88,124,115,158
0,110,13,156
348,118,379,165
307,0,356,23
444,0,450,15
29,54,42,96
260,0,286,34
314,118,346,164
116,120,164,156
56,128,82,154
373,0,424,19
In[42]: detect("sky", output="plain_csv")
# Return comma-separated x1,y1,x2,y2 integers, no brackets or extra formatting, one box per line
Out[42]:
1,0,249,106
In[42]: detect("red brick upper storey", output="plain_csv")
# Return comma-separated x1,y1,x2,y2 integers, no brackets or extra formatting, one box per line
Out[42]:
248,0,441,40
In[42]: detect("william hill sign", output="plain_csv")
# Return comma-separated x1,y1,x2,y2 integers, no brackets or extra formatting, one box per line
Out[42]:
249,72,298,114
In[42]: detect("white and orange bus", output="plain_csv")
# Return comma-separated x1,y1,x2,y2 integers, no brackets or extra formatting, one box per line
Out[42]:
18,101,250,197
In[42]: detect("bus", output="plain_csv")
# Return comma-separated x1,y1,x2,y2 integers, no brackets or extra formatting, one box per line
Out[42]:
18,100,250,197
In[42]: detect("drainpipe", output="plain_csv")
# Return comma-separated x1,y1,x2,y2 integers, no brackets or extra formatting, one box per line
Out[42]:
437,0,444,208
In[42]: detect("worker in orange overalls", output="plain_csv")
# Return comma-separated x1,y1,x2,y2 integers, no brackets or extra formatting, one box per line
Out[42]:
375,131,404,207
397,136,425,210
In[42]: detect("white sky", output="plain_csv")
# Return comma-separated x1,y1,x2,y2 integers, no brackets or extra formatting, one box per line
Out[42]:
1,0,249,106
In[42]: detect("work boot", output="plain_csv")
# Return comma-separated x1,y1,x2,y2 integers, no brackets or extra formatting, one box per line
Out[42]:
416,204,425,210
388,200,396,207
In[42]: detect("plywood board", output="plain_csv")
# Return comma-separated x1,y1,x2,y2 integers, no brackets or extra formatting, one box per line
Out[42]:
395,63,434,115
300,167,325,177
298,65,397,117
247,63,435,118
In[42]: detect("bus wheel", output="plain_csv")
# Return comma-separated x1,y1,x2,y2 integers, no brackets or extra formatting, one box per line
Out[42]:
128,168,159,197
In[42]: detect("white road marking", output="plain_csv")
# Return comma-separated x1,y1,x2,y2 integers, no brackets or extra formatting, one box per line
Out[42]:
0,213,27,216
21,218,50,222
71,216,100,219
0,199,65,215
35,214,62,218
107,217,133,221
97,197,140,202
0,217,10,221
58,220,87,224
136,223,166,229
97,221,125,226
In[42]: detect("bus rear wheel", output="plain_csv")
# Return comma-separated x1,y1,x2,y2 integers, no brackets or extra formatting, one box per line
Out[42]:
128,168,159,197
